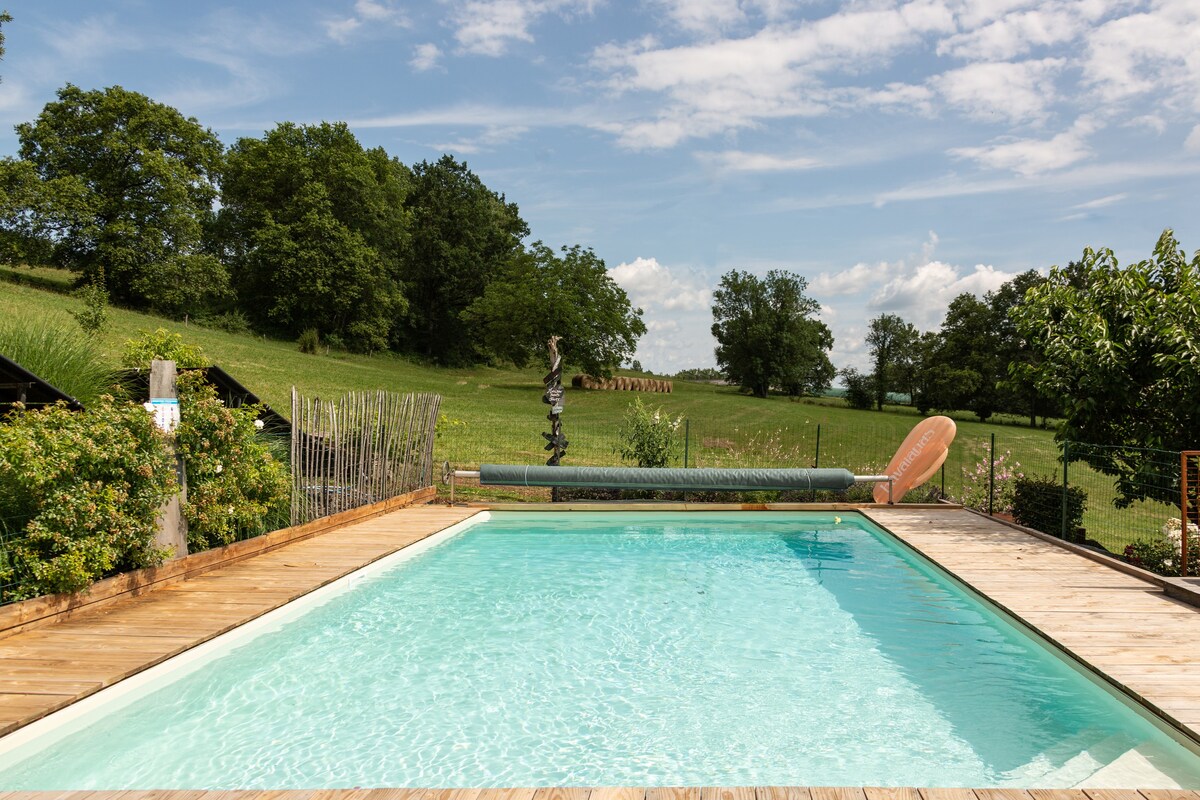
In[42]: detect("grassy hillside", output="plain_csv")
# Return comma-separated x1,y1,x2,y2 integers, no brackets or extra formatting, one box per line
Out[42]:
0,271,1175,552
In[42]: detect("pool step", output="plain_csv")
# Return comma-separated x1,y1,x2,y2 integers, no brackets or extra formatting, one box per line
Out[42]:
1074,744,1184,789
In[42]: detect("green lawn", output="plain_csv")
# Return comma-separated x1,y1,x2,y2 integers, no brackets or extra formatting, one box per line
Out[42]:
0,273,1176,553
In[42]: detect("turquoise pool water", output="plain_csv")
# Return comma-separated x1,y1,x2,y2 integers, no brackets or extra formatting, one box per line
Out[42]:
2,511,1199,789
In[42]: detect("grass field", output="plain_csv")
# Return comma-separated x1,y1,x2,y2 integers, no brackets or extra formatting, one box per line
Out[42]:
0,269,1179,553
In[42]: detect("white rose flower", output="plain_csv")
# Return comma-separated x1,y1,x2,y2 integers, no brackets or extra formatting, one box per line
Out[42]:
254,419,265,430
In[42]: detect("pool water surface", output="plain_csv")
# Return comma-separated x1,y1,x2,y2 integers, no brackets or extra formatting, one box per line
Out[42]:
1,511,1198,789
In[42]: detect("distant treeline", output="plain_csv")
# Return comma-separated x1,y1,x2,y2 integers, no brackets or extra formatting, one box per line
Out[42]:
0,85,645,376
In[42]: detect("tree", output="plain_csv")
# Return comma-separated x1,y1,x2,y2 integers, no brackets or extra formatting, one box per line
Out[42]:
464,242,646,377
865,313,918,410
989,269,1050,426
400,155,529,364
710,270,834,398
217,122,409,351
0,11,11,74
5,84,226,312
1013,229,1200,506
937,293,1002,421
839,367,874,410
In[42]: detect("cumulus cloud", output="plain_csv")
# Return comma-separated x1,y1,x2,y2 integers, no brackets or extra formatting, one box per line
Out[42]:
932,58,1065,124
411,43,443,71
950,115,1098,176
592,1,955,148
1082,1,1200,110
609,257,711,311
868,261,1013,326
937,6,1089,61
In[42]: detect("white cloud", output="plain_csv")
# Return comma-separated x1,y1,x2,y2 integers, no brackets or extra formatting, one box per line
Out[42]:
950,115,1098,176
1071,192,1126,209
453,0,539,55
812,262,890,297
1186,125,1200,153
592,1,956,148
324,0,408,43
411,43,443,71
868,261,1014,328
324,17,363,43
932,58,1065,124
1082,2,1200,110
657,0,745,34
697,149,821,172
431,125,529,153
937,6,1088,61
609,257,711,311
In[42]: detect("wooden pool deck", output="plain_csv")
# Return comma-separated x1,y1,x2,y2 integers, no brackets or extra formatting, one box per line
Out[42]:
0,789,1196,800
3,504,1200,794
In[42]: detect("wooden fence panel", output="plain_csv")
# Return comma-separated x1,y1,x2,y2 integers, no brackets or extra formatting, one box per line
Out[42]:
290,388,442,525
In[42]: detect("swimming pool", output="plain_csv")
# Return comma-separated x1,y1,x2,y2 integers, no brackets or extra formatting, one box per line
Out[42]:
2,511,1199,789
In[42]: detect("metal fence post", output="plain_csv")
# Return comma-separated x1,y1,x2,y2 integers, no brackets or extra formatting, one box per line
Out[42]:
683,418,690,468
940,463,945,499
1061,440,1070,540
988,433,996,516
812,424,822,501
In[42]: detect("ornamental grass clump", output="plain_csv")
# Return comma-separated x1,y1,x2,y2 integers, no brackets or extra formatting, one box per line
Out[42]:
0,398,177,601
175,372,289,551
0,317,118,407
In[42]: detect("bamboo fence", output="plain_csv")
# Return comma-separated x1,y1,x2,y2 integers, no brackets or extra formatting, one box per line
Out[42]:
289,388,442,525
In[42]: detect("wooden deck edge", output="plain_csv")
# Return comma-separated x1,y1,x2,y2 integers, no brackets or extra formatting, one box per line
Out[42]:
953,506,1200,606
0,486,438,639
476,502,963,512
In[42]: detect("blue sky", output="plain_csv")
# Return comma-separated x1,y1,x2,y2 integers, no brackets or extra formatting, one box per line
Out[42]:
1,0,1198,375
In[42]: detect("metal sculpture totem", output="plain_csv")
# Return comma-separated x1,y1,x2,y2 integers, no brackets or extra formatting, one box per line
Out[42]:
542,335,568,466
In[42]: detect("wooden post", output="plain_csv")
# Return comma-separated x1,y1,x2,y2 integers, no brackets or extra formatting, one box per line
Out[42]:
150,359,188,559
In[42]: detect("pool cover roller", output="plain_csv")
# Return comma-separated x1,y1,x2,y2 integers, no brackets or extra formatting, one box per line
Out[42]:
478,464,858,492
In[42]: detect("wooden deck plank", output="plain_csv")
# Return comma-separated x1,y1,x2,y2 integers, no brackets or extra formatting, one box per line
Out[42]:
702,790,755,800
809,790,866,800
756,790,810,800
863,790,919,800
647,790,701,800
588,789,644,800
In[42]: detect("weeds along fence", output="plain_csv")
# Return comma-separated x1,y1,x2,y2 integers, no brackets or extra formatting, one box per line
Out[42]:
438,418,1192,575
291,389,441,525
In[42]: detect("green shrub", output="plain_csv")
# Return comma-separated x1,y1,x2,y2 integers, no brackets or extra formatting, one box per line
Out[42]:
0,398,177,600
1122,536,1200,576
176,372,290,551
70,279,110,335
195,310,252,335
121,328,207,369
0,317,118,406
297,328,320,354
614,397,682,468
954,449,1023,514
1012,475,1086,538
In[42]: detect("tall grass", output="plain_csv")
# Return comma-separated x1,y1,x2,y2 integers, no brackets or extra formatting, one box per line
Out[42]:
0,318,118,407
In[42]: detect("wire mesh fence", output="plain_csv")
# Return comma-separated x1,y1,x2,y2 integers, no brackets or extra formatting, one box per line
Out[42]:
438,418,1194,576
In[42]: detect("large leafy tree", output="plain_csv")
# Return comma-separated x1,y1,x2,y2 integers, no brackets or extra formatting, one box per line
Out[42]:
990,269,1050,426
3,84,226,313
865,313,918,410
1013,229,1200,505
400,155,529,364
464,242,646,377
217,122,409,351
711,270,834,398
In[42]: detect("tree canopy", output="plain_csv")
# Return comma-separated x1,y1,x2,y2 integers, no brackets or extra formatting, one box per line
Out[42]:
5,84,225,311
400,155,529,364
711,270,834,398
218,122,409,351
465,242,645,377
1012,229,1200,505
865,313,918,410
